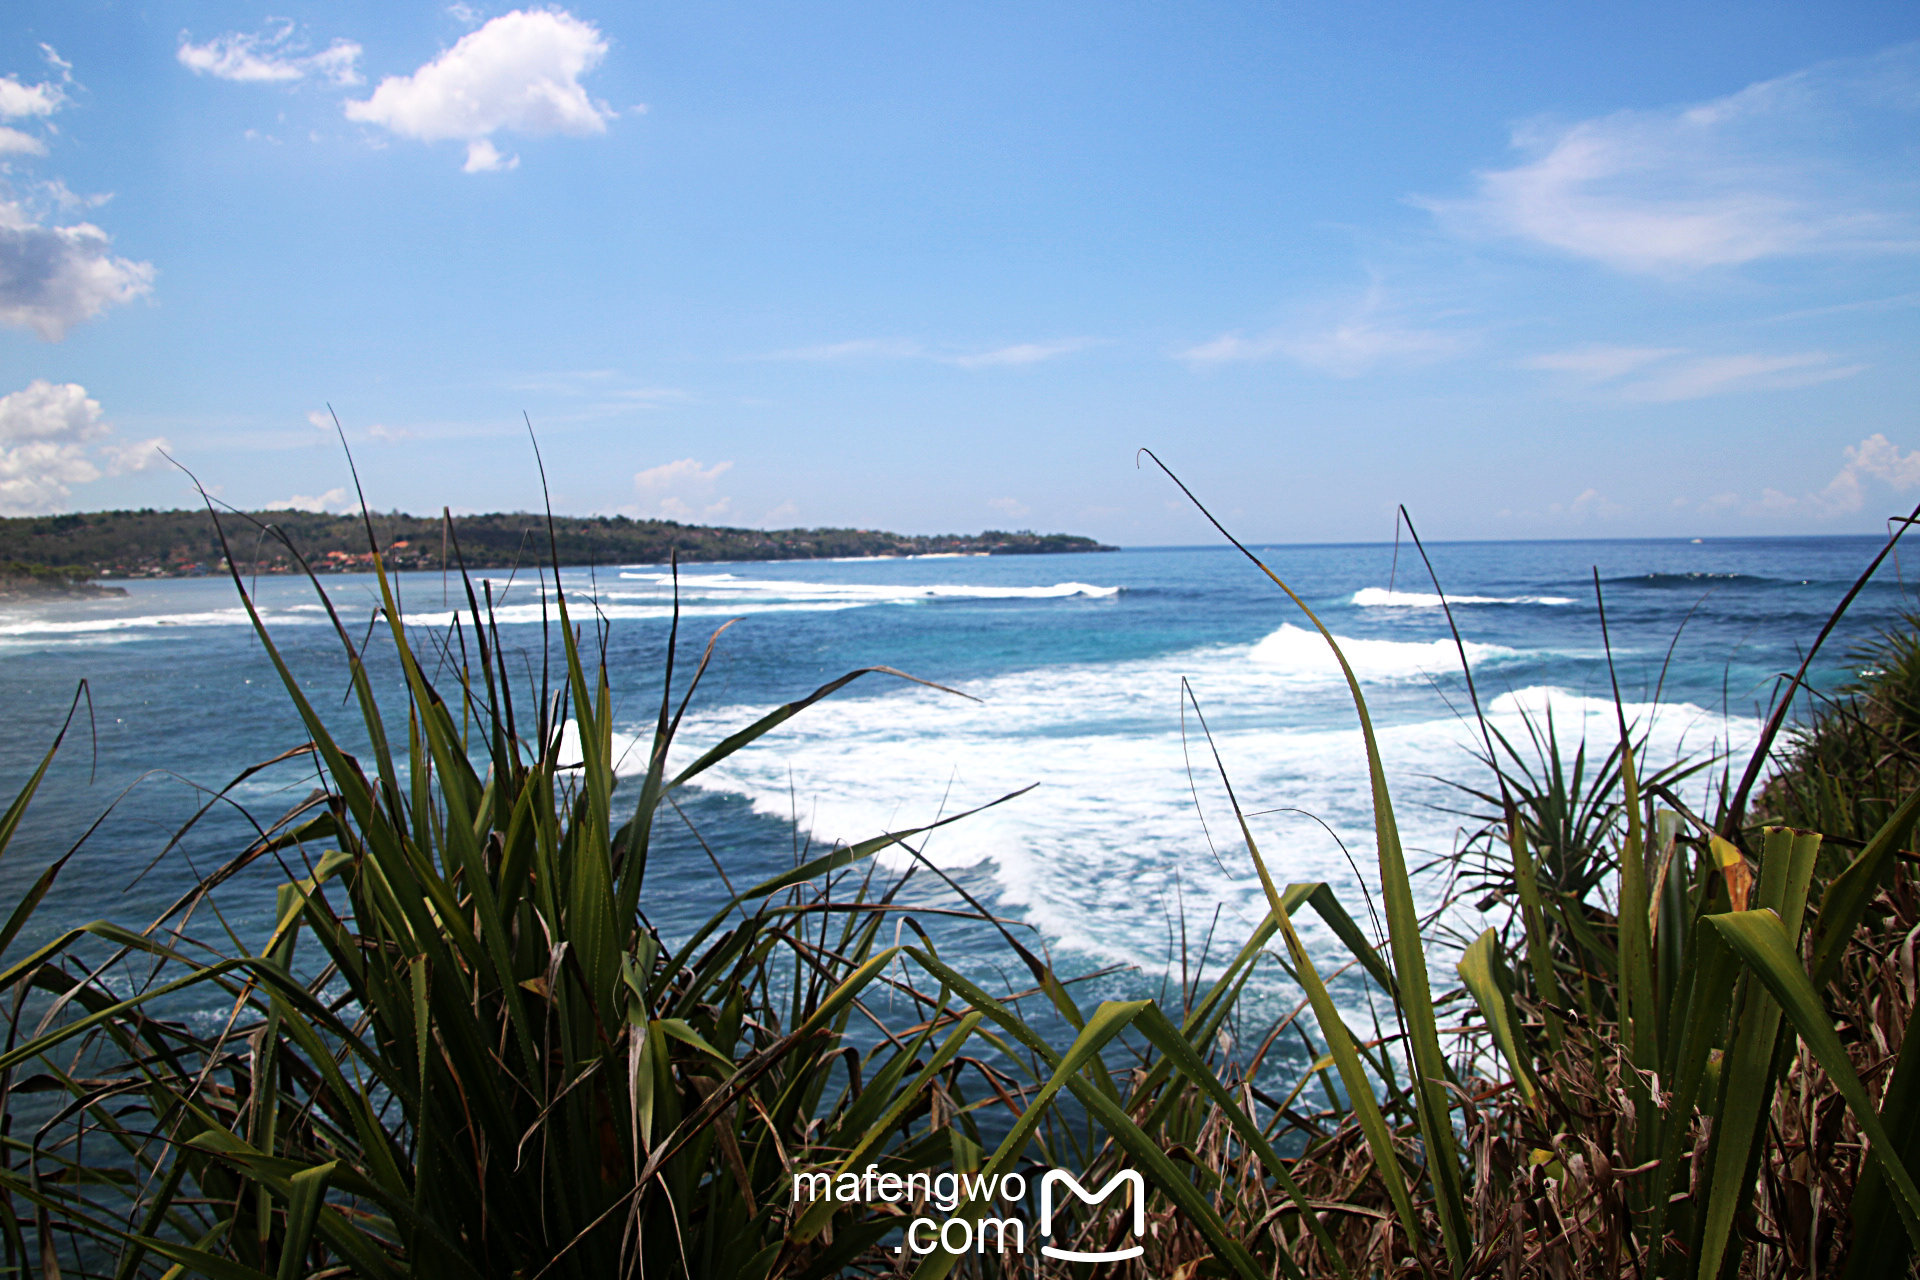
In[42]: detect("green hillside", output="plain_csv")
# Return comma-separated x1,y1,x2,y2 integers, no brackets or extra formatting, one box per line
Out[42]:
0,509,1116,579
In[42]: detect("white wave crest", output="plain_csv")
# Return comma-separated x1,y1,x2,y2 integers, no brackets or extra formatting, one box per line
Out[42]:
1352,587,1575,608
0,609,327,637
613,572,1118,602
601,621,1754,976
1247,623,1513,680
399,600,863,629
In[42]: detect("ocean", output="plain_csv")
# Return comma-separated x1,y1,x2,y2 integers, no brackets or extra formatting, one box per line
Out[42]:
0,535,1910,1019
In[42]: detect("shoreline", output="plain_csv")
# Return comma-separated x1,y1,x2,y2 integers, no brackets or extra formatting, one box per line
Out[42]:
0,580,129,602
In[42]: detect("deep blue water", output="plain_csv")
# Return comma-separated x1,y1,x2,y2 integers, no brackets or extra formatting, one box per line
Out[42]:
0,536,1912,1021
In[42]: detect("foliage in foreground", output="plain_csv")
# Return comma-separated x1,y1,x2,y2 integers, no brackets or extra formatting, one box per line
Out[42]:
4,486,1920,1278
0,505,1334,1279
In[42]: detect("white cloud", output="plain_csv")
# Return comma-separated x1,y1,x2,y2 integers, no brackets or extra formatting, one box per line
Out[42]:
635,458,731,491
1759,434,1920,517
0,54,71,169
766,338,924,362
1543,486,1625,522
267,487,353,513
0,380,168,515
1818,433,1920,514
986,496,1029,519
0,127,47,157
0,380,101,513
1620,351,1864,402
762,337,1096,367
1180,320,1464,375
1522,345,1683,380
177,23,363,87
634,457,732,521
1181,283,1469,376
1524,344,1866,401
1844,433,1920,489
461,138,517,172
0,74,64,120
305,42,364,88
1424,45,1920,273
0,52,152,341
102,436,169,475
304,408,405,443
1277,321,1465,376
0,200,155,341
345,8,613,172
947,339,1094,369
1176,331,1286,365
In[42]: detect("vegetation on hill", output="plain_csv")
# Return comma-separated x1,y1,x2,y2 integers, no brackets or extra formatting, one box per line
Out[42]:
0,560,127,599
0,509,1115,579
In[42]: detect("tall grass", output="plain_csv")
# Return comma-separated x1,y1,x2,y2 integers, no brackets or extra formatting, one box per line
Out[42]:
0,501,1061,1279
5,472,1920,1278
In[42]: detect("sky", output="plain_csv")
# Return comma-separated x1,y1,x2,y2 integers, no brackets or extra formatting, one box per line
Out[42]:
1,2,1918,544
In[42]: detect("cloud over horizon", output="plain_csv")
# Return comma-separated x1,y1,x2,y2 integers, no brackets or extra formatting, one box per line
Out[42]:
633,457,732,520
0,381,167,514
1760,433,1920,517
266,486,353,513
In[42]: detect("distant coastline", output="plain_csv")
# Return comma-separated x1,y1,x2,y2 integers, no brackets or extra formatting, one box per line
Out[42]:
0,562,129,601
0,509,1117,585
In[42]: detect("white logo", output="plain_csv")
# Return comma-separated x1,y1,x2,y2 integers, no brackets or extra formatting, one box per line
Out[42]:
1038,1169,1145,1262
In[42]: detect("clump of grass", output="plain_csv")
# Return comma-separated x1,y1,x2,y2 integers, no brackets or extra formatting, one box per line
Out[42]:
0,492,1356,1280
1758,610,1920,848
0,499,1067,1279
1108,457,1920,1278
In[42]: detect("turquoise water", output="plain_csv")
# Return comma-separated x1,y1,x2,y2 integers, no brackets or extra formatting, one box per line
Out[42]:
0,536,1910,1006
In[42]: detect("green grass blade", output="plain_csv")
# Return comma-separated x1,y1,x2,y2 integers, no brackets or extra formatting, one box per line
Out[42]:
1507,813,1563,1051
1457,928,1538,1110
0,692,79,861
1295,881,1399,1000
1129,1002,1349,1279
1843,989,1920,1278
1710,908,1920,1250
1810,784,1920,989
1645,922,1741,1273
897,996,1272,1280
274,1161,337,1280
1274,909,1424,1254
1843,997,1920,1280
1149,494,1471,1270
1694,828,1820,1279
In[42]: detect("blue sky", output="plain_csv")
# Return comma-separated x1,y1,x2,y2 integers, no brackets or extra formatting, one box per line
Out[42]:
1,2,1918,544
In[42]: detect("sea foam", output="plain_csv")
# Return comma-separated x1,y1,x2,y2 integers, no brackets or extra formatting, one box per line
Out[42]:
1352,587,1576,608
614,572,1120,602
587,623,1758,979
